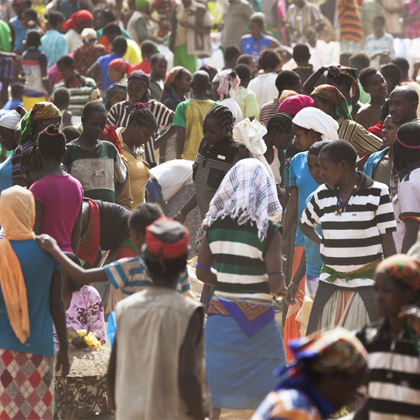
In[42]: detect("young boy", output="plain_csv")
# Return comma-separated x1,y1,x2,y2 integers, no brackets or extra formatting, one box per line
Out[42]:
52,87,73,127
0,83,24,115
40,11,68,69
292,43,314,84
131,40,158,74
232,63,259,119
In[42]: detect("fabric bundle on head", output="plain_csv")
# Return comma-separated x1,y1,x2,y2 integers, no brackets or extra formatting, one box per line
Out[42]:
19,102,61,145
81,28,97,42
64,10,93,31
293,108,339,142
311,84,352,120
337,66,359,101
279,89,298,103
277,94,314,116
376,254,420,290
109,58,132,75
0,186,36,344
213,70,240,101
0,110,22,130
204,159,282,241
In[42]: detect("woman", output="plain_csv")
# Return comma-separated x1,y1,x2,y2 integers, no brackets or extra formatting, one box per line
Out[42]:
197,159,286,418
161,66,192,111
64,10,94,53
254,327,368,420
0,186,69,420
108,58,132,86
301,140,397,334
355,254,420,419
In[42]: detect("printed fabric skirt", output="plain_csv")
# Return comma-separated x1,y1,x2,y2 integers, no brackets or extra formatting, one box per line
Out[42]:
205,315,286,410
0,348,54,420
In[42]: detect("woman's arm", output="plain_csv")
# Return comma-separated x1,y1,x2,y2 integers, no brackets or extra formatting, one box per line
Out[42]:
196,234,217,286
33,200,43,235
49,270,70,376
299,221,322,246
71,203,83,254
285,249,306,304
265,230,287,295
174,194,197,223
302,65,341,95
282,186,298,239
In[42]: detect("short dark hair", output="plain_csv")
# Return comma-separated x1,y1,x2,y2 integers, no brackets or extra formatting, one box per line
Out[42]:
380,63,402,84
150,53,166,66
394,122,420,171
392,57,409,76
57,55,75,69
258,49,280,71
145,253,187,278
47,11,65,27
224,45,241,63
250,14,264,27
82,100,106,119
62,126,80,142
308,140,329,157
11,82,24,98
349,53,370,71
103,22,122,37
275,70,301,94
320,139,357,166
234,63,251,81
25,29,41,47
293,43,310,62
96,9,115,23
22,8,37,20
141,40,157,57
373,15,385,26
128,203,164,234
359,67,379,90
237,54,254,67
112,35,128,56
37,124,66,163
52,87,70,109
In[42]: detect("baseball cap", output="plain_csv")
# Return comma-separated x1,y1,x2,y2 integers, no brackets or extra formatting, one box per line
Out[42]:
144,217,189,260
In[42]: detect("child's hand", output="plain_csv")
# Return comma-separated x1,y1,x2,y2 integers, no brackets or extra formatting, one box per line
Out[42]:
37,234,59,254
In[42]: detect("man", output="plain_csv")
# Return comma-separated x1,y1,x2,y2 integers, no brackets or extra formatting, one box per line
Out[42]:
55,55,99,119
356,68,387,129
389,86,420,126
149,53,167,101
220,0,254,50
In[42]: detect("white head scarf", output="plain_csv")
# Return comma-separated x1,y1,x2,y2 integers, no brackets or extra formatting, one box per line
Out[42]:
204,159,282,241
0,110,21,130
292,107,339,142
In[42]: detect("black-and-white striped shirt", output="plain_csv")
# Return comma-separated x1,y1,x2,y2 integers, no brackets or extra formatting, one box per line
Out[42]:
107,99,174,166
301,173,396,284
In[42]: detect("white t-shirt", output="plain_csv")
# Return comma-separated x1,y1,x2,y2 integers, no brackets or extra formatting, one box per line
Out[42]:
248,72,278,109
220,98,243,124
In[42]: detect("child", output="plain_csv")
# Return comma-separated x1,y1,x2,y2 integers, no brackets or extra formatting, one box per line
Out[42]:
23,125,84,253
173,70,217,160
292,43,314,84
52,87,73,128
108,58,131,86
40,11,68,69
232,63,259,120
105,84,127,111
63,100,127,203
131,40,158,74
19,30,52,111
116,104,157,210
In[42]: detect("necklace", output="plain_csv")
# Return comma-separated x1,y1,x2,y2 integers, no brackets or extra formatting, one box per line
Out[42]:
335,180,360,216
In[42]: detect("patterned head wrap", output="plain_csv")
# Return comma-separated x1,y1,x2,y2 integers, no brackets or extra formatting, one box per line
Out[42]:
337,66,359,102
109,58,132,75
128,70,150,87
212,70,241,101
164,66,186,90
376,254,420,290
64,10,93,31
277,94,314,116
19,102,61,145
311,84,353,120
204,159,282,241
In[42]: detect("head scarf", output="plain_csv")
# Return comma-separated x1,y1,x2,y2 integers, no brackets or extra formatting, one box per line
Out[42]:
136,0,150,9
64,10,93,31
204,159,282,241
0,186,36,344
162,66,187,104
213,69,241,100
0,110,21,130
274,327,368,418
337,66,359,103
279,89,298,103
311,84,353,120
277,94,314,116
81,27,97,42
292,108,339,142
19,102,61,145
109,58,132,75
128,69,150,87
105,83,127,109
376,254,420,290
100,125,122,153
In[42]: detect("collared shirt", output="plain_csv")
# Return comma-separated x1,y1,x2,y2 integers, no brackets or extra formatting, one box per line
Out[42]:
41,29,68,69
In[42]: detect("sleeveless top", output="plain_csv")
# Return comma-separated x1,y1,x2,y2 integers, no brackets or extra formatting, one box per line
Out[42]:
241,34,272,62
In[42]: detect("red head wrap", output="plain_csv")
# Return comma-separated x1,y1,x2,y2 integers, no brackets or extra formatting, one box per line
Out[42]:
64,10,93,31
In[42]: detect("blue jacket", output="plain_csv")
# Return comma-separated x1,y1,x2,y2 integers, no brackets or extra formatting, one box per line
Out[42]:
363,147,389,178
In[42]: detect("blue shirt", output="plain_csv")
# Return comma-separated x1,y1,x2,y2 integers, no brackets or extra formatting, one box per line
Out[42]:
98,52,121,92
0,239,60,355
289,151,319,246
363,147,389,178
10,16,26,52
41,29,68,69
241,34,272,62
2,98,23,112
0,155,12,196
304,193,323,278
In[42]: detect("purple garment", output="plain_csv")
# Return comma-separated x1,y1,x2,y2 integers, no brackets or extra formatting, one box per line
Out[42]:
29,174,84,252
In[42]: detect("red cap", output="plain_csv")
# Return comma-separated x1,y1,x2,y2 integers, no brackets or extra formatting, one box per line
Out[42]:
145,217,189,259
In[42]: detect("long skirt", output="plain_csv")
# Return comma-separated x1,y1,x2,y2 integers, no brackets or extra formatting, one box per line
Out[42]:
306,281,379,335
205,315,286,410
0,348,55,420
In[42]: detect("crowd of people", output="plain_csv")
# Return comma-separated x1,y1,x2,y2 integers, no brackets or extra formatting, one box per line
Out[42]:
1,0,420,419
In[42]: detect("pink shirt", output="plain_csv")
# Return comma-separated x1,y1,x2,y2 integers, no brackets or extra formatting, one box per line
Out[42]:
30,174,84,252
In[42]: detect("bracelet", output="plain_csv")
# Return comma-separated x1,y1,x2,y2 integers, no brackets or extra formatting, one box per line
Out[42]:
196,263,211,270
267,270,284,276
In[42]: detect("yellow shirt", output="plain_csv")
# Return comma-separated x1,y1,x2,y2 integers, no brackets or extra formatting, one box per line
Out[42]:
124,39,142,65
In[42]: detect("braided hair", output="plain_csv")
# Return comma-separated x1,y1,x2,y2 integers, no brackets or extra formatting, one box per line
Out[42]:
267,113,293,134
203,105,234,138
36,124,66,163
127,103,158,130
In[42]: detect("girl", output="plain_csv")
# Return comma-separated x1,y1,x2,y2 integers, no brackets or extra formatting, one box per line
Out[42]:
64,100,127,203
161,66,192,111
26,125,84,253
197,159,286,418
355,255,420,420
117,104,158,210
108,58,132,86
0,186,69,420
301,140,396,334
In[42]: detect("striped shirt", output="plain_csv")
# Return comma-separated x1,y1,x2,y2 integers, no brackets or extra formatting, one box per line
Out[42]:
104,255,191,295
259,98,281,127
54,75,99,117
301,173,396,280
207,217,280,304
356,320,420,420
107,99,174,167
285,2,322,41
